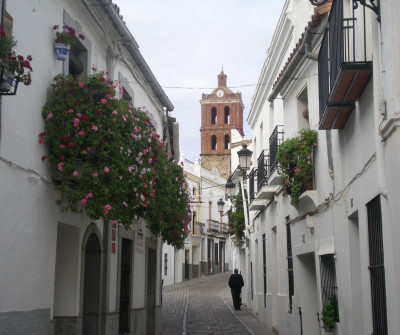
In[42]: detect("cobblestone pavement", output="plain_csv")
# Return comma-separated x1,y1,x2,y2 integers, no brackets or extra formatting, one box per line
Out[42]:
161,272,274,335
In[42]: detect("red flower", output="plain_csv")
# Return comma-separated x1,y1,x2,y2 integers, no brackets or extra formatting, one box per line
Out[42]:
68,142,74,148
60,136,68,142
60,155,65,161
41,155,47,161
0,30,5,36
74,102,81,106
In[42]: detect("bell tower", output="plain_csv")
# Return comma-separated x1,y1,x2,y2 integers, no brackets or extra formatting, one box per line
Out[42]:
200,71,244,177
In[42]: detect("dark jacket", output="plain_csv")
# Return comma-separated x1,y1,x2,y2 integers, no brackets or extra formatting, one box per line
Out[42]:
229,273,244,291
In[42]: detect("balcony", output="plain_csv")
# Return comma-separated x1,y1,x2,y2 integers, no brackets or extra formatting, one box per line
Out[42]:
206,220,228,238
318,0,372,130
192,222,205,236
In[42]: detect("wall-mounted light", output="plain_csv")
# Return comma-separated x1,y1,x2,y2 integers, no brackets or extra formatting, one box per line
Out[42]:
225,180,236,198
217,198,225,214
237,144,252,171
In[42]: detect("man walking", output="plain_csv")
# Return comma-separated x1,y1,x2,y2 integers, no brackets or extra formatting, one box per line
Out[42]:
228,269,244,310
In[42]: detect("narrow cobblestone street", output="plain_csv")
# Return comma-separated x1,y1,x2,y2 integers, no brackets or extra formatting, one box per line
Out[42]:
161,272,273,335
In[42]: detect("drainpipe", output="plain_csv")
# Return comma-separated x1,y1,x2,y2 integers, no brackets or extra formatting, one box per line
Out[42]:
97,0,174,112
372,20,388,198
268,15,328,102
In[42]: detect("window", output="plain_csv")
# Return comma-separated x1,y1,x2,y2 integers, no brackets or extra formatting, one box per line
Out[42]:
192,211,197,234
224,106,230,124
297,87,309,130
164,253,168,276
211,135,217,150
224,135,230,149
119,73,134,105
119,239,132,333
367,196,388,335
211,107,217,125
263,234,267,308
320,254,337,304
286,217,294,313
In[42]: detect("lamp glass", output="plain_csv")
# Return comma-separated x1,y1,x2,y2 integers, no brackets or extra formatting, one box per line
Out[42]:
226,180,236,197
217,199,225,213
237,144,252,170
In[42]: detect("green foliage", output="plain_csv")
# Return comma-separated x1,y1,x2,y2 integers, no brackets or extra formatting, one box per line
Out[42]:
276,129,318,207
0,29,33,86
40,72,190,248
321,295,340,332
53,24,84,47
228,182,246,248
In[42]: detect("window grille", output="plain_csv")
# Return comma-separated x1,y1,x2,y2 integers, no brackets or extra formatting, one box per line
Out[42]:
164,253,168,276
320,254,337,304
119,239,132,334
262,234,267,308
286,218,294,313
367,196,388,335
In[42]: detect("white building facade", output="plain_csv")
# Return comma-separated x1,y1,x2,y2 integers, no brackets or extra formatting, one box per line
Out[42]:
243,0,400,334
0,1,179,335
162,153,232,286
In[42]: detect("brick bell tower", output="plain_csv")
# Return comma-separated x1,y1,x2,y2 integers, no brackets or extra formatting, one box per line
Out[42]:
200,71,244,177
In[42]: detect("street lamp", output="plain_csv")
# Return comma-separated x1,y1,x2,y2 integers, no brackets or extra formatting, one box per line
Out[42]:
225,180,236,198
237,144,253,171
217,198,225,214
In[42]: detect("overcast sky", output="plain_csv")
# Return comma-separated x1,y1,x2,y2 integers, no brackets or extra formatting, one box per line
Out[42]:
115,0,285,162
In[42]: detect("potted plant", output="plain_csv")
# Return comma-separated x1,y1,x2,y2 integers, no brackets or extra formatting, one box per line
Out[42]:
0,29,32,93
40,71,191,248
53,24,84,61
276,129,318,207
321,295,340,333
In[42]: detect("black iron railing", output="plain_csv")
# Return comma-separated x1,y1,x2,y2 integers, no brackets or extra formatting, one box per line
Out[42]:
269,125,284,173
318,0,371,119
207,219,220,234
249,168,256,201
257,150,269,190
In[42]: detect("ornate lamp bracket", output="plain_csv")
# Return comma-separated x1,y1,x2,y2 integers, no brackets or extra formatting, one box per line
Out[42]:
353,0,380,21
309,0,380,22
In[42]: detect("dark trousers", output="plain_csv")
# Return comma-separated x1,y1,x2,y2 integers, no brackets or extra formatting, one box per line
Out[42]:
231,288,242,309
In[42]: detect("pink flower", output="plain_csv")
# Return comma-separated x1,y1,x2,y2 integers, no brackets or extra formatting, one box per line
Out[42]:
57,162,64,171
92,125,98,131
78,82,84,87
104,167,109,173
92,173,98,177
41,155,47,161
313,143,318,147
294,168,300,173
103,210,109,214
100,99,106,104
73,171,79,177
38,138,44,144
105,204,112,210
123,202,128,207
67,109,74,113
133,187,137,192
284,179,289,184
46,114,53,120
68,142,75,148
86,193,93,199
59,145,65,149
80,199,87,204
78,131,84,136
112,110,118,115
144,183,147,188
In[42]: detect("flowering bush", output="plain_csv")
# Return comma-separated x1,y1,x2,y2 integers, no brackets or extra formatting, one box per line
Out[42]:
146,157,191,248
0,29,32,86
53,24,84,46
276,129,318,207
40,72,189,248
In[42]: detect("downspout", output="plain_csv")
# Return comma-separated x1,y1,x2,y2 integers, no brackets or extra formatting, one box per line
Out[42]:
99,0,174,111
372,19,388,198
268,15,328,102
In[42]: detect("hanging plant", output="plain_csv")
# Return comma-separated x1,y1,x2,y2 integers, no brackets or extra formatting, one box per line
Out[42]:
228,182,246,248
0,29,33,89
321,295,340,332
40,72,189,245
276,129,318,207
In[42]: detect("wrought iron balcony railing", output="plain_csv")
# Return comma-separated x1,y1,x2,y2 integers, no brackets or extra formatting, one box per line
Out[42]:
318,0,372,129
269,125,284,174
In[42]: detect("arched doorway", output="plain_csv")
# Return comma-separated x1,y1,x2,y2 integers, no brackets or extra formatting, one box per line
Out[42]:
82,233,101,335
